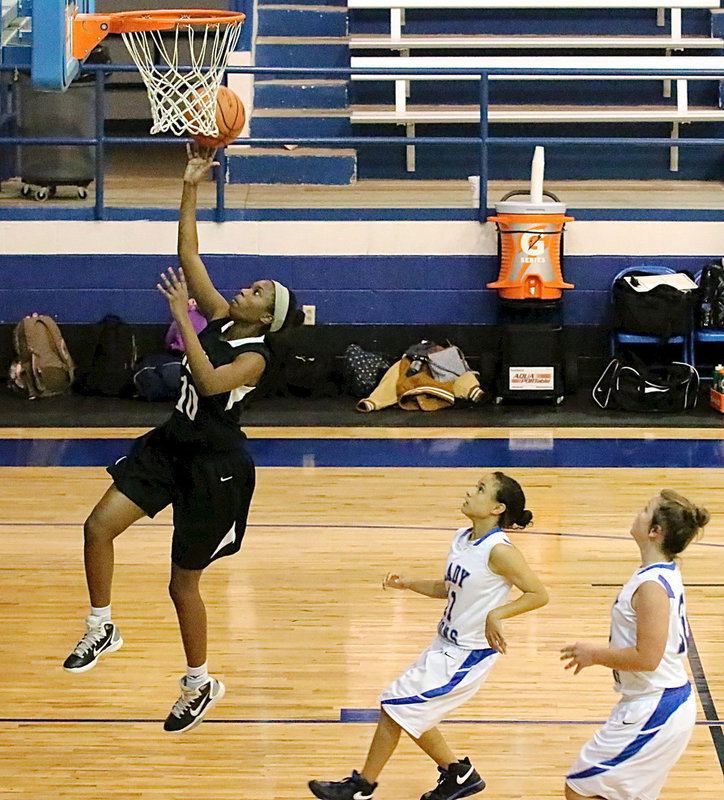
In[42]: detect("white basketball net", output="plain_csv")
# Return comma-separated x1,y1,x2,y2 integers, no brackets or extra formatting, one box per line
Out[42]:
122,20,243,136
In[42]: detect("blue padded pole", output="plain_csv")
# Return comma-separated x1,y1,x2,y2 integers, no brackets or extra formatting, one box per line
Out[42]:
94,70,105,220
478,73,489,223
215,148,227,223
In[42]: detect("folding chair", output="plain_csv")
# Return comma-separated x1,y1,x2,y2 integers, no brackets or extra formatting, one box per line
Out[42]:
610,266,693,363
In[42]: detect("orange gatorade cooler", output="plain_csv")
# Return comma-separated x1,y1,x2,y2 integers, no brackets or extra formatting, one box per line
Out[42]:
487,190,575,301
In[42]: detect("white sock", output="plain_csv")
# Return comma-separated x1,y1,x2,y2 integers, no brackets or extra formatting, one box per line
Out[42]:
186,662,209,688
90,604,112,623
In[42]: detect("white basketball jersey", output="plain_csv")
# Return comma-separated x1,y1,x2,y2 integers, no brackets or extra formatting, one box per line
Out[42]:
610,562,690,697
437,526,513,650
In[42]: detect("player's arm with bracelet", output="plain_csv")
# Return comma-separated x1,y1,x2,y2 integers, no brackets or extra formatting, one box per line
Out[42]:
158,266,266,396
485,544,549,654
177,145,229,321
561,581,669,674
383,573,448,598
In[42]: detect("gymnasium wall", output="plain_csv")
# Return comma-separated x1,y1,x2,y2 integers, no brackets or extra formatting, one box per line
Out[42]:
0,218,719,327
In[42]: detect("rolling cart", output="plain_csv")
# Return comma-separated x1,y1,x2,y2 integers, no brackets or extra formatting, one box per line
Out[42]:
17,75,94,201
16,48,109,201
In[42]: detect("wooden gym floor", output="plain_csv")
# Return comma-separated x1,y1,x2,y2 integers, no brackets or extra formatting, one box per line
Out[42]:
0,426,722,799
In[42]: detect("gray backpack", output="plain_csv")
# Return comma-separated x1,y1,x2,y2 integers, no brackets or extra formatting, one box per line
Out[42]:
8,313,75,399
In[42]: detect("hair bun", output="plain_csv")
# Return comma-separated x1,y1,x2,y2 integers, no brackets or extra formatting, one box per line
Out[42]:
516,509,533,528
694,506,711,528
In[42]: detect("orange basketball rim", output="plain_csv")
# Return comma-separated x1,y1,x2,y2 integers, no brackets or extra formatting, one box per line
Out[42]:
72,9,246,62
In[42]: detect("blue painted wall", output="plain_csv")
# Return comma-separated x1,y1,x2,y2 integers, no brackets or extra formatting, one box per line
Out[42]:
0,253,714,326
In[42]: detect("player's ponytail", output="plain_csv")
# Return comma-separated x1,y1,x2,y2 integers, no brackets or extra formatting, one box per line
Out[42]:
493,471,533,529
654,489,709,558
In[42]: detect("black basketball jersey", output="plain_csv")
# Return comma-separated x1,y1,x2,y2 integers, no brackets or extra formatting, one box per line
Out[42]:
160,317,270,451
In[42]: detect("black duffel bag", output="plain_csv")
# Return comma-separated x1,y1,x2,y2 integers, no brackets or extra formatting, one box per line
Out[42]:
612,272,695,340
592,356,699,412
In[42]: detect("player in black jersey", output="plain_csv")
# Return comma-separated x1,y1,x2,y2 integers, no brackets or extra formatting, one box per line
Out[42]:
63,147,303,733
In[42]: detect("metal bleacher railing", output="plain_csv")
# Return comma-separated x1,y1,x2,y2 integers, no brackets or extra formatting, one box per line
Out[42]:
1,61,724,221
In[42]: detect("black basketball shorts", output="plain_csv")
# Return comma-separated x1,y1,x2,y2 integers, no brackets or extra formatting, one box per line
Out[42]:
107,428,256,570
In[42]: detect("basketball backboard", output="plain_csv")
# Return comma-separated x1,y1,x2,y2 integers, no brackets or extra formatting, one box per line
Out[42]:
0,0,96,91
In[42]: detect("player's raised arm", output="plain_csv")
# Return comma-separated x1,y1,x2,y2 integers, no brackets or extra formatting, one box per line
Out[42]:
178,145,229,321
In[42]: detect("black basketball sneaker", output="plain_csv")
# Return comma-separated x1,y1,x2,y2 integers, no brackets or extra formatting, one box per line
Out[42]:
308,770,377,800
163,676,226,733
63,615,123,673
420,758,485,800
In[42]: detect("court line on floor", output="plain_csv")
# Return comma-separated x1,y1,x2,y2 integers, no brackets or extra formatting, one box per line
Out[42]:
594,583,724,587
3,521,723,547
2,436,724,468
0,718,721,726
688,630,724,775
2,428,722,440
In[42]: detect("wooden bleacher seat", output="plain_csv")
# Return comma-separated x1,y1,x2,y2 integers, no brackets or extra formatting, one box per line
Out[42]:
350,55,724,114
348,54,724,171
347,0,717,40
349,34,724,52
350,104,724,124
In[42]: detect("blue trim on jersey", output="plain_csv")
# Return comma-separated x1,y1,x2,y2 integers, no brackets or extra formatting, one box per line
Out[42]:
638,562,676,574
567,683,692,781
657,575,675,599
471,526,503,546
569,732,659,780
642,684,692,731
381,648,497,706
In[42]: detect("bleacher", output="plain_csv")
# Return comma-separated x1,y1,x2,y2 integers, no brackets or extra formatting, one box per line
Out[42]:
347,0,717,40
345,0,724,177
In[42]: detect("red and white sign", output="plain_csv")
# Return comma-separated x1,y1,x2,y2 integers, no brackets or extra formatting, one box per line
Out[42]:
508,367,555,391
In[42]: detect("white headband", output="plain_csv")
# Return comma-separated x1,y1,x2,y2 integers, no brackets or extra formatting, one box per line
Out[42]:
270,281,290,333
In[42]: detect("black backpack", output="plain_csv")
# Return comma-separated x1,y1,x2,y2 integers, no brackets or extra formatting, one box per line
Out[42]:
342,344,392,397
133,354,182,401
255,342,341,400
612,272,695,341
592,355,699,412
697,261,724,330
76,315,138,397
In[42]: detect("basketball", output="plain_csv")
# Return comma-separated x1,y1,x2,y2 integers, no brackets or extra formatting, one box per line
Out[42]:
192,86,246,149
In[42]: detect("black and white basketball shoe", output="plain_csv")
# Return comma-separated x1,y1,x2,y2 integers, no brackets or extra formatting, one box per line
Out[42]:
308,770,377,800
63,615,123,673
420,758,485,800
163,676,226,733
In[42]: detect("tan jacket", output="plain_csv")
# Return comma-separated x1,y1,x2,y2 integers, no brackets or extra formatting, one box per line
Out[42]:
357,356,483,412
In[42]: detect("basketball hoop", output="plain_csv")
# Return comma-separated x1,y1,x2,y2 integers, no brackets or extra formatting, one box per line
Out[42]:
73,10,245,136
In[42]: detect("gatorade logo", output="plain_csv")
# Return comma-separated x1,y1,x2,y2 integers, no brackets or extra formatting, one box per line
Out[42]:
520,229,548,258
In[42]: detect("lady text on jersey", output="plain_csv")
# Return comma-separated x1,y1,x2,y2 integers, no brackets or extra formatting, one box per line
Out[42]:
438,527,513,649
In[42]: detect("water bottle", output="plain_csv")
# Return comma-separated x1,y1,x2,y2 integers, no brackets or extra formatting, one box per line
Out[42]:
714,364,724,393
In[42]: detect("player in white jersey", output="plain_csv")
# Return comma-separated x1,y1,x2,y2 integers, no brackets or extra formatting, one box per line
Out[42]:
561,489,710,800
309,472,548,800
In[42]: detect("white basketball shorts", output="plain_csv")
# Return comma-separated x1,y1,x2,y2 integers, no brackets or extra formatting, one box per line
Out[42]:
566,682,695,800
378,636,498,739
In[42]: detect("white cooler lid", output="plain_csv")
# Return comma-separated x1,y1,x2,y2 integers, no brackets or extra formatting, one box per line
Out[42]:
495,199,567,214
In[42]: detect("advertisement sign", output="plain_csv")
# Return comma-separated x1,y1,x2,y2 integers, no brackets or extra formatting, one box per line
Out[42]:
508,367,555,391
